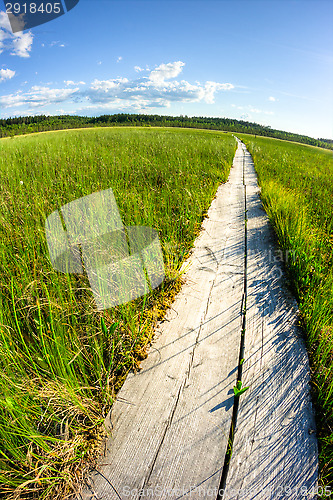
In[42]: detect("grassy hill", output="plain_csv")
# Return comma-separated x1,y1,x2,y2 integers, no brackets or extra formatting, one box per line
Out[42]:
1,113,332,150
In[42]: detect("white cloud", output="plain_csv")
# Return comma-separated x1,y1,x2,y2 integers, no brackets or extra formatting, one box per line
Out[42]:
90,77,129,92
0,86,79,109
134,66,145,72
0,61,235,113
12,31,33,57
85,74,233,107
0,68,15,82
232,104,274,117
64,80,86,86
268,96,277,102
201,81,234,104
249,107,263,113
0,11,33,57
149,61,185,86
249,106,274,115
0,10,11,31
117,56,123,63
40,40,65,48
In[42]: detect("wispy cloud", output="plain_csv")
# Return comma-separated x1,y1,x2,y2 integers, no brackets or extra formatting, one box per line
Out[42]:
0,86,79,109
279,90,317,102
249,106,273,115
41,41,65,48
90,77,129,92
0,68,15,82
268,96,277,102
0,61,234,113
231,104,274,116
116,56,122,63
134,65,150,73
0,11,33,57
64,80,86,86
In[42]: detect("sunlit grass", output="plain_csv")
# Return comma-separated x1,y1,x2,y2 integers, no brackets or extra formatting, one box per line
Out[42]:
0,127,236,498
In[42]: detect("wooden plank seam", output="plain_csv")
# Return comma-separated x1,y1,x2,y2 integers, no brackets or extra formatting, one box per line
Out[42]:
218,139,248,498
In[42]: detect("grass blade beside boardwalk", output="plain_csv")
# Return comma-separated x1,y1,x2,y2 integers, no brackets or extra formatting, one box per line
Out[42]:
0,127,236,499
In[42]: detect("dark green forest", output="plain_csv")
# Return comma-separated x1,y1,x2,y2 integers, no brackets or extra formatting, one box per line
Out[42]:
1,113,332,149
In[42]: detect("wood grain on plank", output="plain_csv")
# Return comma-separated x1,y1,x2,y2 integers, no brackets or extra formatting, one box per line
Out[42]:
79,144,246,500
224,143,318,499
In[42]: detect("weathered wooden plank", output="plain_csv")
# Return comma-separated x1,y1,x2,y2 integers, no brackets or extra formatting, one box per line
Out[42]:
78,143,246,500
224,145,318,499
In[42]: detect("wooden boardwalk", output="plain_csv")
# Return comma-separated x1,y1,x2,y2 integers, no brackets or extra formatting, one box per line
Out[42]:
78,139,318,500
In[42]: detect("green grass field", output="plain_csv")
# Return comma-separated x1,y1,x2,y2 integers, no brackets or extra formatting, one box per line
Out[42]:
1,126,332,497
239,134,333,489
0,127,236,499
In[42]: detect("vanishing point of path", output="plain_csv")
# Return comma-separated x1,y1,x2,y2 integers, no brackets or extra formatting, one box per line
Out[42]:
79,139,318,500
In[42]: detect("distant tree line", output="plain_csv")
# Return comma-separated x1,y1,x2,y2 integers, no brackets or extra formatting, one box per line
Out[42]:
0,113,332,150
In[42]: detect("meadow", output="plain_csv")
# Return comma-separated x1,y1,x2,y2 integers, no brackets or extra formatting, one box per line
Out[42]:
239,134,333,489
0,127,236,499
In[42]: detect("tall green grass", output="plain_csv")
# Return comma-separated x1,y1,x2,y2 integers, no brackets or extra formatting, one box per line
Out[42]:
239,134,333,488
0,127,236,498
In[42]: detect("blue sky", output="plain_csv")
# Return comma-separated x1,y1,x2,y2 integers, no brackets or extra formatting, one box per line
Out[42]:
0,0,332,139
